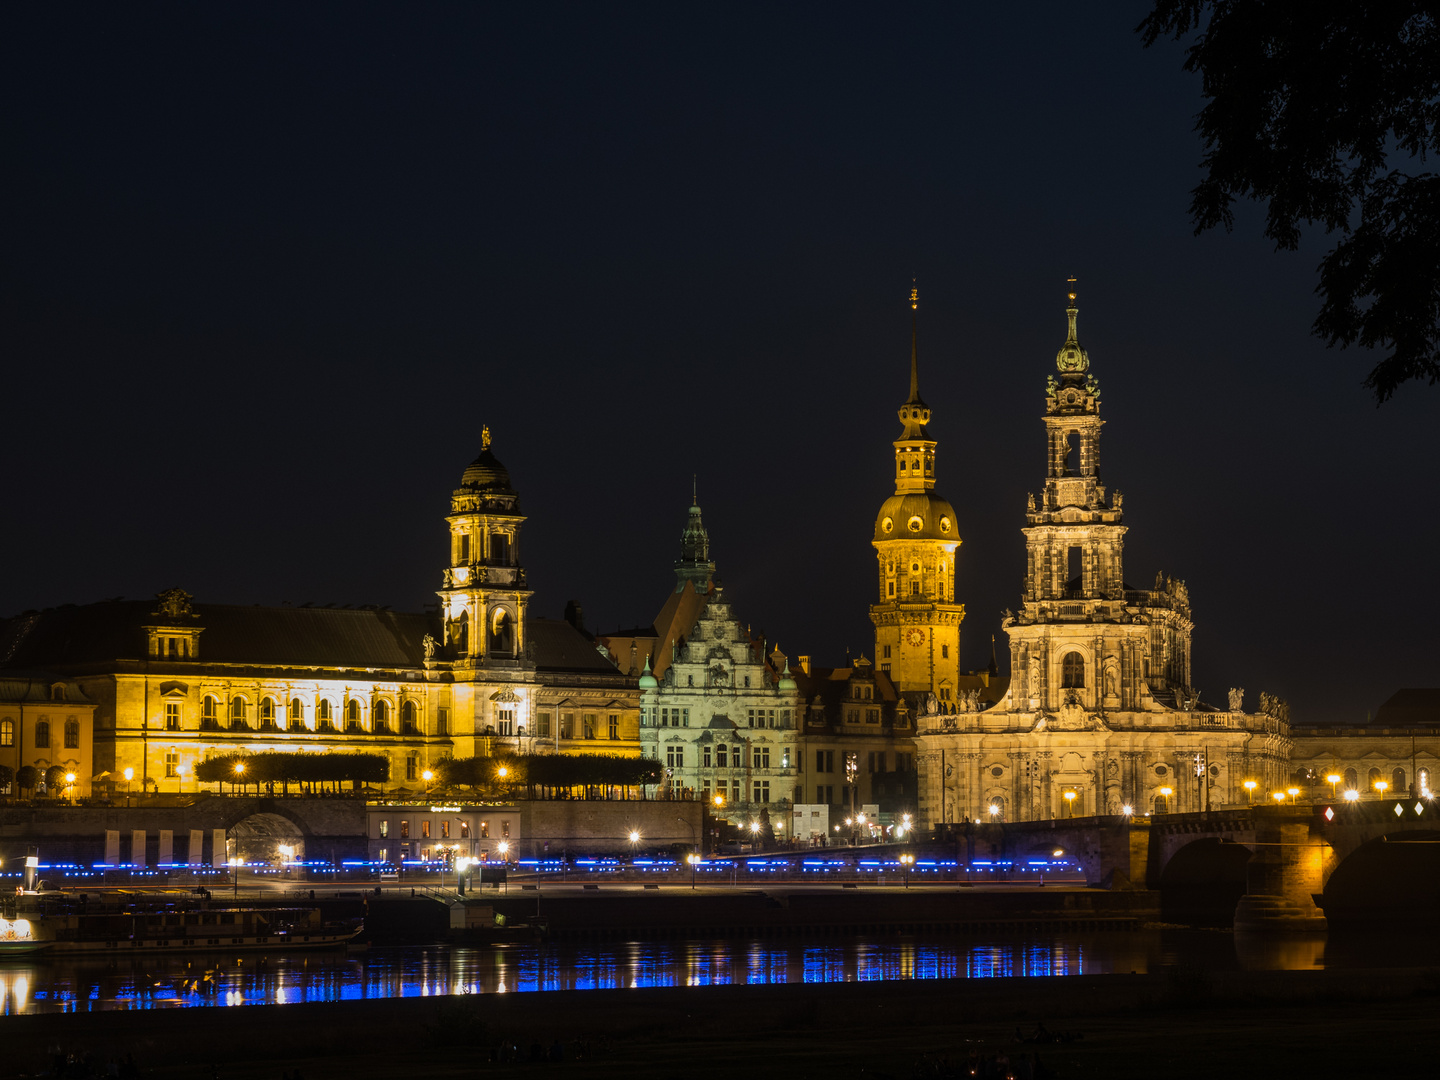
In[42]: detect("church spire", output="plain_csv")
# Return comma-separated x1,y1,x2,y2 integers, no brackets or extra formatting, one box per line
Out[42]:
907,281,924,406
674,489,716,594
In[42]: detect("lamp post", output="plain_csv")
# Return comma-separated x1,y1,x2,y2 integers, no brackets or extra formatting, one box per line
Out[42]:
711,793,724,855
749,820,761,855
1159,786,1173,814
1375,780,1389,800
1243,780,1257,805
1325,774,1341,800
1063,790,1076,819
1343,789,1360,806
687,852,698,890
1272,791,1285,805
233,761,246,796
123,767,134,807
899,852,914,888
64,773,76,805
1287,786,1300,806
176,763,187,794
628,830,641,865
422,769,434,796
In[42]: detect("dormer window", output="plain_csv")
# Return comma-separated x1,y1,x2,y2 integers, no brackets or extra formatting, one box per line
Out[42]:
51,683,65,701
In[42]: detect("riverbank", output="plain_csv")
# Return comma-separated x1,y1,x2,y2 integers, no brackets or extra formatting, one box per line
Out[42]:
6,966,1438,1078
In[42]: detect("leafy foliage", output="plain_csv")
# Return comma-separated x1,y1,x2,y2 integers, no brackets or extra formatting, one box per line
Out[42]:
15,766,37,791
1141,1,1440,400
195,752,389,785
0,764,14,789
44,765,67,790
437,753,664,798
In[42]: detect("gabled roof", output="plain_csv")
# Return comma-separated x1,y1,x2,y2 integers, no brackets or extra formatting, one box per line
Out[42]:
1373,688,1440,728
0,601,620,677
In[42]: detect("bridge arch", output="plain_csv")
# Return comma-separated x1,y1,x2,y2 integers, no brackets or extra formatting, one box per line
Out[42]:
219,799,315,863
1321,830,1440,930
1158,836,1254,926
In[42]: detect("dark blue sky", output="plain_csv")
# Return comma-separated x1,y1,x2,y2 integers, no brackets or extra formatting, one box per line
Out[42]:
4,3,1436,723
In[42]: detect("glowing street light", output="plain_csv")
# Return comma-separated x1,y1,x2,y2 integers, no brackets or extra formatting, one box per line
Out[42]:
712,794,725,808
1287,786,1300,805
1343,789,1360,803
123,766,134,806
1243,780,1257,805
496,840,509,860
687,852,699,890
1063,790,1077,818
1272,791,1285,804
176,763,187,793
233,761,246,796
497,765,509,779
1375,780,1389,797
1159,786,1173,814
898,852,915,888
1120,804,1134,817
628,830,641,844
64,772,76,804
422,769,434,795
1325,774,1342,798
988,802,1001,819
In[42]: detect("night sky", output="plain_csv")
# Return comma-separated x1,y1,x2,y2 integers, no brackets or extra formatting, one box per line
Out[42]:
5,4,1436,724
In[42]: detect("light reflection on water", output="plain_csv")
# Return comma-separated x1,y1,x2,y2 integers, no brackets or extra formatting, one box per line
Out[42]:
0,930,1407,1015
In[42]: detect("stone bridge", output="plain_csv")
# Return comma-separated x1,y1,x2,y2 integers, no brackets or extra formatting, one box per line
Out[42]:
970,799,1440,930
0,796,368,868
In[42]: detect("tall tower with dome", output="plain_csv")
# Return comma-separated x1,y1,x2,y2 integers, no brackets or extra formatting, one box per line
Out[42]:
869,287,965,704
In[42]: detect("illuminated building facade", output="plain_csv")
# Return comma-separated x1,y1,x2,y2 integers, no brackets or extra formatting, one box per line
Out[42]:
0,436,639,791
869,289,965,703
0,675,95,798
913,290,1291,825
601,499,801,823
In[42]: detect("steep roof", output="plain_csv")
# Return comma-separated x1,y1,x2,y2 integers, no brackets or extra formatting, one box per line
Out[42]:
1373,688,1440,728
0,601,617,676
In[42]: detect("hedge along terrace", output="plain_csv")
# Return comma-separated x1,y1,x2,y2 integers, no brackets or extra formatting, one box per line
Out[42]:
437,754,666,800
195,752,389,794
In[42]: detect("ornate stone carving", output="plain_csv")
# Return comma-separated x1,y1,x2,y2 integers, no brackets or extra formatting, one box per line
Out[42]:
154,588,194,618
1228,686,1244,711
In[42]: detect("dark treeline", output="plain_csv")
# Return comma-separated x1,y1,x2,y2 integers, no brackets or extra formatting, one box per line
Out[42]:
195,751,389,793
437,754,664,800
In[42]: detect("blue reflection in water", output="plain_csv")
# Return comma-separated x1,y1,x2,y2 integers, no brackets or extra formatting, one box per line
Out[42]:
0,933,1163,1014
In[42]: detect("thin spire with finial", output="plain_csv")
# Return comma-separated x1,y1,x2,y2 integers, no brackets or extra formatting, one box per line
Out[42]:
907,278,922,404
481,424,492,452
692,474,697,506
1065,276,1079,341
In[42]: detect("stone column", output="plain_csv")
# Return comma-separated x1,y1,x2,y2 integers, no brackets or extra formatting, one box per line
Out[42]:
1233,821,1328,932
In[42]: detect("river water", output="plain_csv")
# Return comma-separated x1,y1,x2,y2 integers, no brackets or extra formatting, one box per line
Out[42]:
2,929,1433,1015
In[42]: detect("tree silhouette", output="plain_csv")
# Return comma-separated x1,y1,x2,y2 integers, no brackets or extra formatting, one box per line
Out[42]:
1141,1,1440,401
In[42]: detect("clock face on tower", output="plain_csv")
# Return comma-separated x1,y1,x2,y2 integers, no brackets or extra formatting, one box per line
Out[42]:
906,629,925,647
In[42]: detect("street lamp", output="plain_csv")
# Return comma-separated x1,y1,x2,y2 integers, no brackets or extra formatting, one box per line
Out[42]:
1159,786,1173,814
749,820,761,854
1120,803,1134,817
64,773,76,804
1325,774,1342,799
123,767,134,805
988,802,1001,819
176,763,187,794
1272,791,1285,804
898,852,914,888
1343,789,1360,804
628,830,641,863
1063,790,1076,818
1287,786,1300,805
1243,779,1257,805
1375,780,1389,798
687,852,699,890
422,769,434,795
496,841,509,862
232,762,245,796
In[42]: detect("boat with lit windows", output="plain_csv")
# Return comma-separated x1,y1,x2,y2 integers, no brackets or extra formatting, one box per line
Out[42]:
11,899,360,956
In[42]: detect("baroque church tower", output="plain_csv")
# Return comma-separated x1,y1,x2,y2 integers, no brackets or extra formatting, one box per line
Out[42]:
869,287,965,703
1005,285,1191,715
436,427,536,754
913,284,1289,829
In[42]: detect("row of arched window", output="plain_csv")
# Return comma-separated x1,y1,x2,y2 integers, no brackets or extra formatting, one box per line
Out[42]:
1339,766,1428,793
196,695,425,734
0,718,79,749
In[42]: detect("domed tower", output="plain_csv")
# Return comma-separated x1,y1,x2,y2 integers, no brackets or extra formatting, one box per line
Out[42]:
437,426,534,671
869,287,965,701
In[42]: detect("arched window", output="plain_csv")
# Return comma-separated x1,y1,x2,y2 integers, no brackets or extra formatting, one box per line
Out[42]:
346,699,361,729
318,698,332,721
1367,767,1383,790
290,698,305,722
1153,793,1167,815
1393,767,1407,793
202,695,219,724
987,796,1006,820
35,721,50,748
1343,767,1358,791
490,608,514,656
401,700,418,733
259,697,275,727
374,700,389,731
1420,768,1431,795
64,718,79,749
1061,652,1085,688
230,697,248,727
0,719,12,747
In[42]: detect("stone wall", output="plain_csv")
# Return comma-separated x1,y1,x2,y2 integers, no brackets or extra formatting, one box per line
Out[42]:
517,800,704,857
